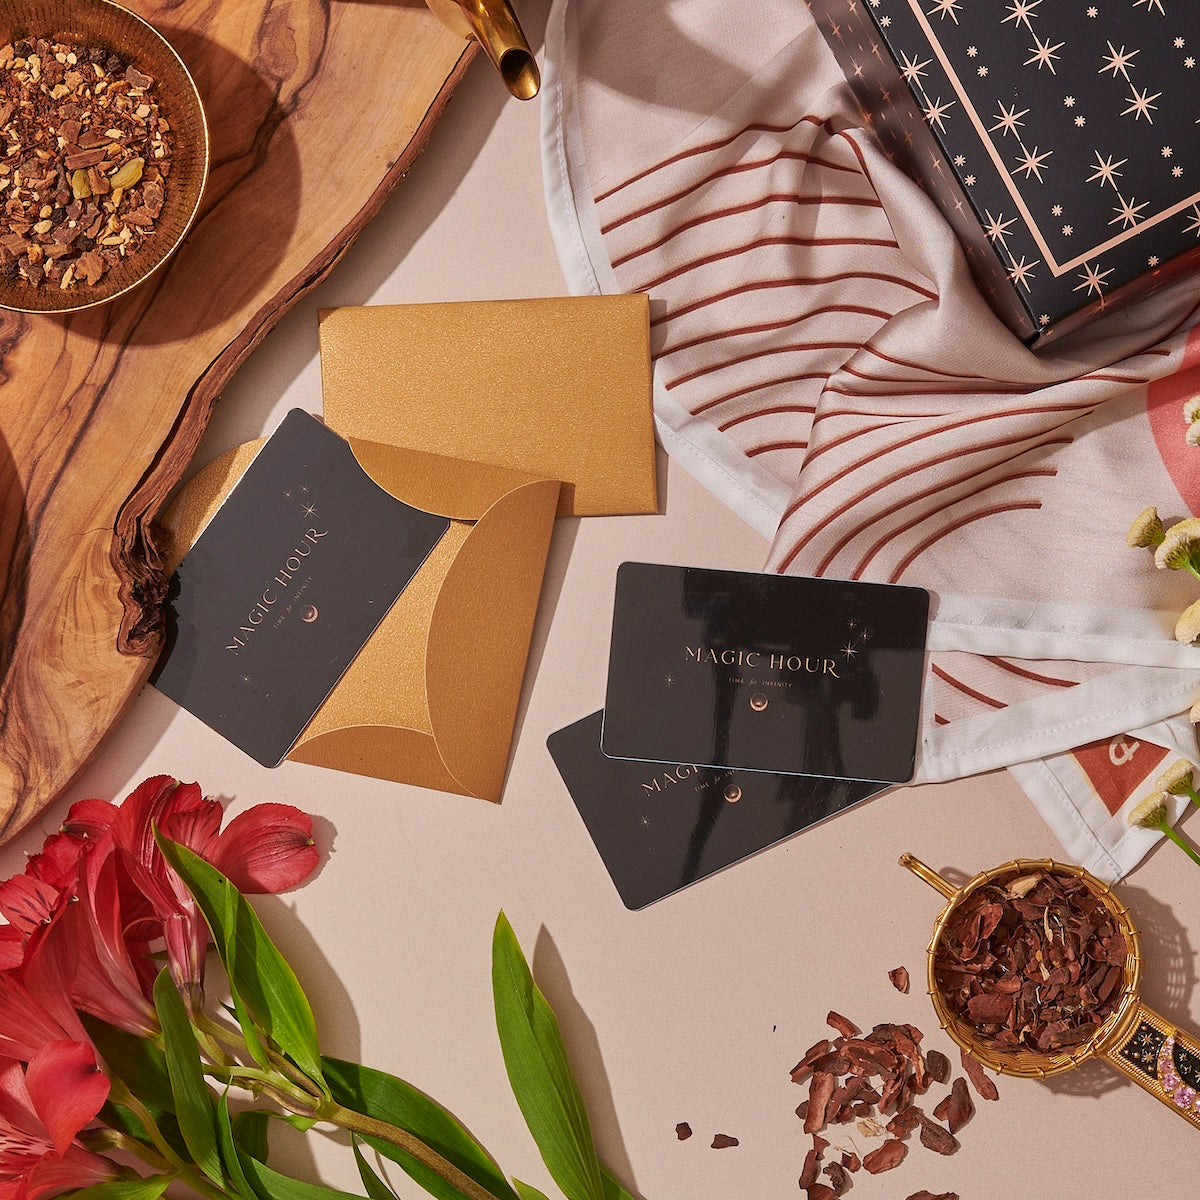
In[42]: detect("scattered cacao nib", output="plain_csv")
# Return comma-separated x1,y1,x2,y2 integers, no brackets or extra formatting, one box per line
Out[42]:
0,35,175,291
889,966,911,994
886,1105,923,1138
804,1071,836,1134
862,1139,906,1174
823,1161,849,1196
675,1122,692,1141
841,1151,860,1172
710,1133,738,1149
932,1077,974,1133
959,1049,1000,1102
799,1145,821,1189
826,1010,859,1038
795,1100,809,1121
917,1116,959,1156
805,1186,836,1200
905,1193,960,1200
934,869,1127,1057
925,1049,951,1084
792,1039,832,1083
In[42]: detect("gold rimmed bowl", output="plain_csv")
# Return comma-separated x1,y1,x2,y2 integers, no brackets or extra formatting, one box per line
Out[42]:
0,0,208,313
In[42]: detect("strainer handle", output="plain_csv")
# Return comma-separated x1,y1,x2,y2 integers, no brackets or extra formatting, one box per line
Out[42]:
1102,1001,1200,1130
899,853,958,899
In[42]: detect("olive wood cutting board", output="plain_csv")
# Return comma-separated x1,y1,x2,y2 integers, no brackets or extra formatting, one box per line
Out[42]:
0,0,475,838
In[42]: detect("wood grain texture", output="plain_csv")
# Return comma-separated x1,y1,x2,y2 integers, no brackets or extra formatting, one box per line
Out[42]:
0,0,475,839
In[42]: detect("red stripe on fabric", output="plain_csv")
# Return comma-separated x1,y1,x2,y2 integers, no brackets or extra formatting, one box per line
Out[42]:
718,404,818,431
983,656,1078,688
930,663,1009,709
785,400,1096,515
834,130,880,196
690,376,829,416
775,428,1075,572
659,305,894,357
722,404,943,430
1082,372,1149,384
652,272,937,326
634,234,901,291
610,194,885,269
863,344,1014,383
594,117,833,203
745,440,809,456
934,713,950,725
665,341,864,389
889,502,1043,584
599,149,862,234
825,380,1030,398
843,467,1059,578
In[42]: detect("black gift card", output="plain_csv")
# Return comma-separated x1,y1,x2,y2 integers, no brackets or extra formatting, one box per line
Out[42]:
153,409,450,767
602,563,928,783
550,711,888,909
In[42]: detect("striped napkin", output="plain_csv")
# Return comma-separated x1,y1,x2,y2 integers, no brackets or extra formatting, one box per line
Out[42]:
541,0,1200,879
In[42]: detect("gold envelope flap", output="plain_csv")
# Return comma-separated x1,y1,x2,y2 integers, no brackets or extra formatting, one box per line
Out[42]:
318,294,657,518
162,431,560,802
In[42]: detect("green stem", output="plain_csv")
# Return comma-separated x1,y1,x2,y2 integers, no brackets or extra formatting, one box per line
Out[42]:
319,1101,503,1200
1185,784,1200,811
82,1125,237,1200
1160,821,1200,868
106,1082,187,1172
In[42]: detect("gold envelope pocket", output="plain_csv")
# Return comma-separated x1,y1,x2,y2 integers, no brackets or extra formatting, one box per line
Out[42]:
163,431,559,802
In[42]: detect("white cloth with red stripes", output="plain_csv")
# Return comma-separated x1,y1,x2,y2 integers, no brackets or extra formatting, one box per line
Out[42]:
540,0,1200,880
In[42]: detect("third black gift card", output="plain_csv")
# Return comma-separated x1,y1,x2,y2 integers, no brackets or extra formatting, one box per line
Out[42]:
602,562,929,783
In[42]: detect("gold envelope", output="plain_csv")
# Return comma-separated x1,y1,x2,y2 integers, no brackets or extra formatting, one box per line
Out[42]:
317,294,657,518
162,431,560,802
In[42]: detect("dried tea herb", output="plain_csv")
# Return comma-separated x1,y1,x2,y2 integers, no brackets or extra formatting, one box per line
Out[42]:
710,1133,738,1149
934,870,1127,1057
675,1121,692,1140
889,966,911,994
0,36,174,290
862,1139,906,1173
932,1077,974,1133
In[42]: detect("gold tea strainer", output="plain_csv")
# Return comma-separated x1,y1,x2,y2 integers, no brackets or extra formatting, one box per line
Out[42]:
901,853,1200,1128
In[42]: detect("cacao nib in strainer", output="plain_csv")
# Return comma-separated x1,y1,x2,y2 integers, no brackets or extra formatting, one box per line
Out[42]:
933,870,1128,1055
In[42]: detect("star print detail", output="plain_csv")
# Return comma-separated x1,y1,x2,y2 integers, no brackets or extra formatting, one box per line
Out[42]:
1086,5,1097,13
1007,255,1039,290
977,66,988,76
923,96,957,132
1123,85,1161,123
1003,0,1041,31
880,14,891,24
899,50,932,84
1015,145,1053,181
1074,115,1086,126
1088,152,1126,188
1149,256,1160,266
1099,42,1139,80
1075,261,1114,296
1025,34,1064,74
990,102,1029,137
1110,196,1149,229
302,503,318,518
1185,205,1200,238
1051,204,1063,215
1173,166,1185,178
1062,224,1073,235
954,154,966,167
966,45,978,57
964,174,976,185
1133,0,1165,13
983,209,1018,245
1176,38,1186,49
1039,314,1051,325
1187,57,1196,68
1162,146,1174,157
926,0,963,22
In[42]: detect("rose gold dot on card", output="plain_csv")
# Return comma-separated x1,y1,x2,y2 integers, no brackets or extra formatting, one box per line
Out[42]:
749,693,768,711
723,784,742,803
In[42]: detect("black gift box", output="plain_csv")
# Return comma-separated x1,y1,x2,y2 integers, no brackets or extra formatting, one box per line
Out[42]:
807,0,1200,344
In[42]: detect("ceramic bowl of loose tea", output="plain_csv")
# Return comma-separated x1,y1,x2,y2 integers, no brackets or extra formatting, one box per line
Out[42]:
906,855,1140,1079
0,0,208,312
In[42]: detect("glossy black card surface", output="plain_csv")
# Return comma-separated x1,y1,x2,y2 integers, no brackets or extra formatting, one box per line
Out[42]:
153,409,450,767
602,562,929,783
550,710,888,909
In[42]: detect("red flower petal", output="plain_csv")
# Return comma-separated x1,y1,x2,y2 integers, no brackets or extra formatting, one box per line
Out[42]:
60,799,117,841
0,876,59,937
0,928,22,972
209,804,318,893
25,1041,108,1155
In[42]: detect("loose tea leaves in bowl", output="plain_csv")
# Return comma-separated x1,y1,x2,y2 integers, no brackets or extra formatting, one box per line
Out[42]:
932,869,1129,1055
0,34,172,290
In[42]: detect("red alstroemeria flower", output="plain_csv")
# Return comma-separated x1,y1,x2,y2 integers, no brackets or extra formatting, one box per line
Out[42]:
0,1040,116,1200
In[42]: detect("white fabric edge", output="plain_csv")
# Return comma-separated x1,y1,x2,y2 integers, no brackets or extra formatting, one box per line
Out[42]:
539,0,789,540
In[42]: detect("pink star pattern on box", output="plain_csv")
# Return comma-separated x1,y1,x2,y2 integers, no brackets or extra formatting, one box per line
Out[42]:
809,0,1200,340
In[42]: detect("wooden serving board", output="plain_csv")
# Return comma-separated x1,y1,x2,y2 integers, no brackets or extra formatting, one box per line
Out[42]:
0,0,476,838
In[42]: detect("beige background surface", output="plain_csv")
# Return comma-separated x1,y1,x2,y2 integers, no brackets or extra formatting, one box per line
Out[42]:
7,7,1200,1197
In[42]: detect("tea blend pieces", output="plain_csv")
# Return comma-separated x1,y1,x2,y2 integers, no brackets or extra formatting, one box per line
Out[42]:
933,870,1128,1056
674,1122,692,1141
790,983,997,1200
0,36,174,290
710,1133,739,1149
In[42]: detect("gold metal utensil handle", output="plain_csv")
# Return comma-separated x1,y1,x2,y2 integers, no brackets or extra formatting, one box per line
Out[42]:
899,852,958,899
1104,1001,1200,1129
424,0,540,98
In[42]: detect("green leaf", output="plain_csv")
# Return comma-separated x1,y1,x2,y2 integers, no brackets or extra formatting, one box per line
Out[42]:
153,969,223,1185
492,913,603,1200
512,1184,552,1200
68,1176,172,1200
352,1136,400,1200
217,1092,262,1200
599,1165,638,1200
156,834,324,1087
323,1057,519,1200
232,1109,271,1161
235,1148,365,1200
84,1017,177,1115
